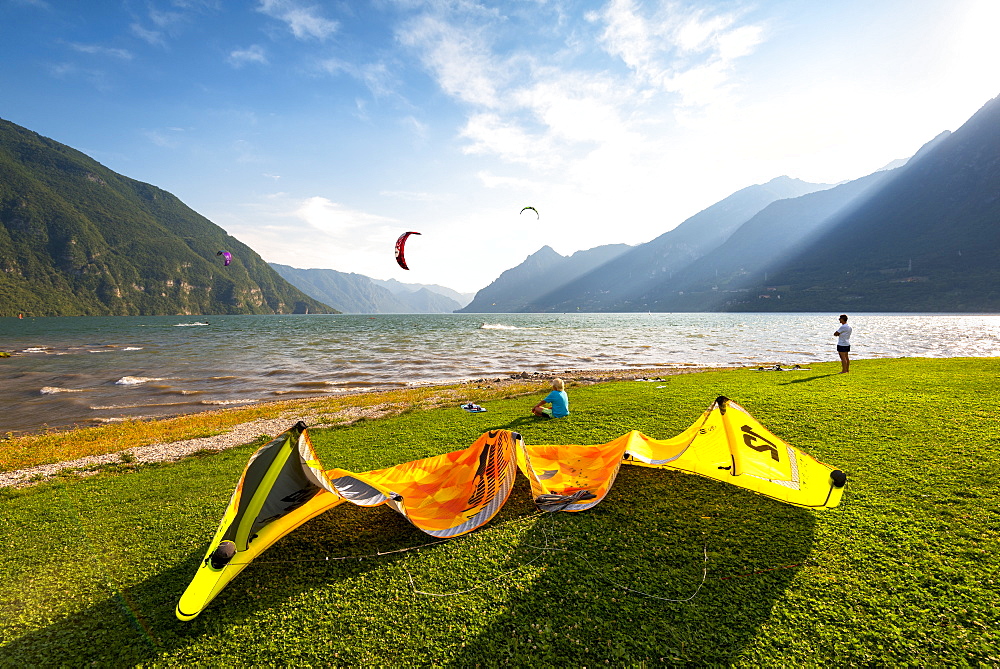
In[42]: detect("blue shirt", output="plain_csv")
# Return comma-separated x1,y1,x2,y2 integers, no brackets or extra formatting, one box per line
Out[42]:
544,390,569,417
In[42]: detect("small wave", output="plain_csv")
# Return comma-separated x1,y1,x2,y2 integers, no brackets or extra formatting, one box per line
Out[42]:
200,399,260,406
274,386,376,395
272,389,329,395
115,376,167,386
123,346,143,351
174,322,209,327
264,369,299,377
292,381,334,388
89,350,113,353
91,401,193,410
40,386,86,394
210,375,239,380
480,323,519,330
22,347,52,354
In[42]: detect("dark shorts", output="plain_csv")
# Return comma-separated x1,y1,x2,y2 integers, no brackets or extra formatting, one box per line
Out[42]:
837,345,851,353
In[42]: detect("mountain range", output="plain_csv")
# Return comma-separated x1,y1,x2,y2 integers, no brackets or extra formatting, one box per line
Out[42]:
460,94,999,313
269,264,468,314
459,243,632,313
0,118,335,316
459,175,831,313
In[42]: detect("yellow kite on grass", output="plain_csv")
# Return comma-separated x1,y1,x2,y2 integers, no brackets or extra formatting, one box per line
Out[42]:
176,396,846,620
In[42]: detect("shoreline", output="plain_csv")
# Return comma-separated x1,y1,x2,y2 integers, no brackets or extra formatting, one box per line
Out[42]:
1,365,731,489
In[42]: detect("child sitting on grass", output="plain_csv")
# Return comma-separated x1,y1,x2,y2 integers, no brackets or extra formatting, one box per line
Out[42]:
531,378,569,418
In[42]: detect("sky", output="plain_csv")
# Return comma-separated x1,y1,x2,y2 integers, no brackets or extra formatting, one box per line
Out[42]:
2,0,999,294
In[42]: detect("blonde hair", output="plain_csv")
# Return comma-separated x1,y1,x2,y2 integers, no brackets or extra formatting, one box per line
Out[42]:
551,378,565,391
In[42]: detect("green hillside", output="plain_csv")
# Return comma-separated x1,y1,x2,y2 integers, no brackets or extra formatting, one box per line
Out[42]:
0,118,336,316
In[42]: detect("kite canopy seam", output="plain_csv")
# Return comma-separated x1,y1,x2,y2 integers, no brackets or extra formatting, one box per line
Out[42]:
176,397,846,620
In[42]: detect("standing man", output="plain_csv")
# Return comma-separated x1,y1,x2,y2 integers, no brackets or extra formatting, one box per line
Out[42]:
834,314,852,373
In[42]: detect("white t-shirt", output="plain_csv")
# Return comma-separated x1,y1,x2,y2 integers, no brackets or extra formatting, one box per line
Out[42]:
836,323,853,346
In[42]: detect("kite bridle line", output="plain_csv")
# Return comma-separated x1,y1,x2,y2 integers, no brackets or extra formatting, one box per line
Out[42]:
225,509,713,602
225,510,549,566
525,512,710,604
226,538,449,566
402,511,710,603
403,509,564,597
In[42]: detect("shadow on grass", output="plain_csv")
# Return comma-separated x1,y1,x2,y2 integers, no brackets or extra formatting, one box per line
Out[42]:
488,416,544,431
0,501,447,665
445,466,817,665
2,468,816,665
780,373,839,384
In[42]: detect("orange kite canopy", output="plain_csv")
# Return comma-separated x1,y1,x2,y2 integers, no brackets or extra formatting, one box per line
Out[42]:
176,397,846,620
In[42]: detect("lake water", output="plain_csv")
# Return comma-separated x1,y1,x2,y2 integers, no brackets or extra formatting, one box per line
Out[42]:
2,312,999,435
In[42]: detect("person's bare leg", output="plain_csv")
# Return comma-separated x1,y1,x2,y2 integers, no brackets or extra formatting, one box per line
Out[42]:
839,351,850,373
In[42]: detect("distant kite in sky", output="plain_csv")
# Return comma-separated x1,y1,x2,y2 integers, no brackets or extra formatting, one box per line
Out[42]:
217,251,232,266
395,231,421,270
520,206,539,219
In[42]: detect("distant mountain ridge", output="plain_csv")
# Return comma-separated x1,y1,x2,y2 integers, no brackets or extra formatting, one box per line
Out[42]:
457,243,632,313
525,176,830,312
369,278,474,308
459,176,829,313
655,168,898,310
0,117,335,316
270,264,463,313
732,97,1000,312
459,94,999,313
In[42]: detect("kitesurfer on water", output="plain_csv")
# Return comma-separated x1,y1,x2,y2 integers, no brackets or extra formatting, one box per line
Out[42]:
834,314,852,373
531,378,569,418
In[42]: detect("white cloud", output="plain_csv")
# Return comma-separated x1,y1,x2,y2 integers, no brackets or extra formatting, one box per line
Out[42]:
475,171,537,190
67,43,133,60
396,14,504,108
257,0,338,40
147,6,185,29
317,58,401,100
232,139,264,164
295,196,395,238
592,0,765,106
379,189,446,202
399,115,428,143
130,22,166,46
48,62,112,91
399,0,766,187
228,44,267,67
460,113,559,168
144,128,181,148
128,2,203,47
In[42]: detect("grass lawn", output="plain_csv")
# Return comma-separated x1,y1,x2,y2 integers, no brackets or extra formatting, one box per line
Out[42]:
1,357,997,665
